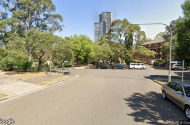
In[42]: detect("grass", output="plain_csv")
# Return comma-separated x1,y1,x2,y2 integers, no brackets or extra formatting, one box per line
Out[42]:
12,72,47,81
0,93,7,99
35,76,71,86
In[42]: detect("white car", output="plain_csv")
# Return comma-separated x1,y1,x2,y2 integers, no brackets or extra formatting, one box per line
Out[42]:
130,63,146,69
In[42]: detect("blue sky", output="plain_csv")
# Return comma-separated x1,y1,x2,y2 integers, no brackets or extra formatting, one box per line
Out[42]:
52,0,184,41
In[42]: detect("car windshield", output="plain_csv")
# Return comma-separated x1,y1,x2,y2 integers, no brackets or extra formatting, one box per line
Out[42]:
184,86,190,97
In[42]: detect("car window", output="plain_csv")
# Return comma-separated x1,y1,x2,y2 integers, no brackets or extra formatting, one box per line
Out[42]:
175,83,183,93
137,64,140,65
184,86,190,97
168,82,176,90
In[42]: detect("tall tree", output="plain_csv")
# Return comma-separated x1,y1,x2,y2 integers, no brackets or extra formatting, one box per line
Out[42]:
1,0,63,32
52,36,74,66
107,18,146,63
154,32,164,40
0,33,29,70
24,29,55,71
70,35,93,65
175,0,190,65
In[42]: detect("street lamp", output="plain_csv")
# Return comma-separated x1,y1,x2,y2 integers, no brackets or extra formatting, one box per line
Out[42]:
131,23,172,82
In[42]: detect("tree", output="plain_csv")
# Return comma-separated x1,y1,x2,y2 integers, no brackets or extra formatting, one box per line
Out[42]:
1,0,63,32
182,0,190,18
0,17,21,44
162,42,175,62
107,18,146,64
0,33,29,70
135,46,156,62
154,32,164,40
108,18,146,49
90,42,113,64
145,38,153,41
52,36,74,67
24,29,54,71
70,35,93,65
163,19,180,42
175,0,190,65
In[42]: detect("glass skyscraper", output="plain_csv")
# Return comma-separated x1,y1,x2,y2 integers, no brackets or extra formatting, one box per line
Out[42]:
94,12,112,42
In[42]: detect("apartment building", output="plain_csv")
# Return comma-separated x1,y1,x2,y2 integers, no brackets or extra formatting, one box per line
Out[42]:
142,39,165,62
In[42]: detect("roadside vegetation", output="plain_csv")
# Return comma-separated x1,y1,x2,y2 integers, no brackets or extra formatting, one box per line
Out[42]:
0,93,7,99
0,0,190,72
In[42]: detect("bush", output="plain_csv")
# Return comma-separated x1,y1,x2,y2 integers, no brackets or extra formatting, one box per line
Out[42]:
153,61,159,66
132,60,143,63
17,61,33,71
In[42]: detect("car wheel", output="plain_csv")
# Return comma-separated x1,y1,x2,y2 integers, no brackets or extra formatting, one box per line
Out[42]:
114,67,116,69
162,91,167,100
98,67,100,69
185,106,190,120
141,67,144,70
107,67,110,69
133,67,135,70
175,68,178,70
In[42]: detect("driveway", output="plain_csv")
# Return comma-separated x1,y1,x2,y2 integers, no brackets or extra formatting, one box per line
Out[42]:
0,69,187,125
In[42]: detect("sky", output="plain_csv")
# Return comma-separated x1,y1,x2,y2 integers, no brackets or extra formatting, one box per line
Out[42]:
52,0,184,41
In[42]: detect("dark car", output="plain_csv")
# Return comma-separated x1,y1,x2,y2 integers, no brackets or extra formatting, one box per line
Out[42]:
112,64,126,69
96,65,111,69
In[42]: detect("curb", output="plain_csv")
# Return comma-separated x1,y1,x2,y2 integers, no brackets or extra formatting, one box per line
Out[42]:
0,74,80,103
153,79,162,85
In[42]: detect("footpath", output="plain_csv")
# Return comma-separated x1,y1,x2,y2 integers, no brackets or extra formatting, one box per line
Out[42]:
0,71,75,102
153,74,190,85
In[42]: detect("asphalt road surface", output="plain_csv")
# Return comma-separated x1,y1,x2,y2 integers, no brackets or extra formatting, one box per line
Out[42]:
0,69,187,125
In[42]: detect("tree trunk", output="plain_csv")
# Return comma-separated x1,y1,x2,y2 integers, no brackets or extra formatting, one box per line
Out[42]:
38,59,42,71
28,8,32,30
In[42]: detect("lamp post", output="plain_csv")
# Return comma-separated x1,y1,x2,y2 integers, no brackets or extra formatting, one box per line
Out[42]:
131,23,172,82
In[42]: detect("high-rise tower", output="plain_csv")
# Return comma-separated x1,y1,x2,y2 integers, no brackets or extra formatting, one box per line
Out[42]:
94,12,112,42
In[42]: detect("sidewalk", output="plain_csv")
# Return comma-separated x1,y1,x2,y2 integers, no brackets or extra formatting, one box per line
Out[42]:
153,77,190,85
0,72,74,101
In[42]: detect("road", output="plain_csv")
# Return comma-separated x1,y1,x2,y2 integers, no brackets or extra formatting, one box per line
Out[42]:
0,69,187,125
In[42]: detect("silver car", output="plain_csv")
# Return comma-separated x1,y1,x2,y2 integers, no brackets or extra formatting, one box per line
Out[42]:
171,64,186,70
161,81,190,120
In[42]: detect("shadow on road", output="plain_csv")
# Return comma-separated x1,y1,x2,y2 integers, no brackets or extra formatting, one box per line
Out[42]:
124,91,186,125
144,75,184,80
174,71,190,78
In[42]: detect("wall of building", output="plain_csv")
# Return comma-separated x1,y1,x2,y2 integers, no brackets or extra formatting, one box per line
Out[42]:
94,12,112,42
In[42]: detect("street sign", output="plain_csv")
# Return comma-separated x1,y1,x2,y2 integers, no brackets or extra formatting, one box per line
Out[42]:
47,61,51,65
171,61,182,64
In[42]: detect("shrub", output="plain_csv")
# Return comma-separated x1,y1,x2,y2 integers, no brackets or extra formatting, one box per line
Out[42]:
153,61,159,66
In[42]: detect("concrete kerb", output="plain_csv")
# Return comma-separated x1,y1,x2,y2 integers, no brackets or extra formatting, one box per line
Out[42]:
153,79,163,85
0,74,80,104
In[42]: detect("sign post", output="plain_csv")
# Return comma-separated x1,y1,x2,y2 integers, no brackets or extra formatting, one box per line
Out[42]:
47,61,51,73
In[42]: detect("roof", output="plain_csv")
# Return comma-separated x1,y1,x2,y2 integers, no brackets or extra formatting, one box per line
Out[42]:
142,39,165,45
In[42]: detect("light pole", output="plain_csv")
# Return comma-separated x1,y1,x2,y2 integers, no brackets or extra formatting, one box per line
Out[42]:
131,23,172,82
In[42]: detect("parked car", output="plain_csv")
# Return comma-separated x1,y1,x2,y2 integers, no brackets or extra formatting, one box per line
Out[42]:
161,81,190,120
112,64,127,69
171,64,186,70
96,65,111,69
129,63,146,69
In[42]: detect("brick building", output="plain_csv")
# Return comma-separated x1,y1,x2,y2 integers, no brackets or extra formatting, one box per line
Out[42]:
141,39,166,63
